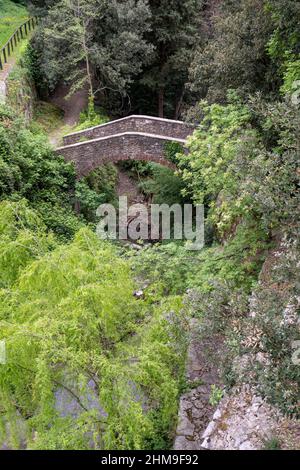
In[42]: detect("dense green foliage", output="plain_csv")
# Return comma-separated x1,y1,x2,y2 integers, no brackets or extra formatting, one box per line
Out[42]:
73,98,109,132
0,0,299,451
138,165,186,206
135,0,203,117
130,0,300,420
132,87,300,419
0,0,27,47
189,0,275,103
180,94,300,235
28,0,300,117
0,103,119,240
29,0,203,117
0,202,187,449
0,105,83,240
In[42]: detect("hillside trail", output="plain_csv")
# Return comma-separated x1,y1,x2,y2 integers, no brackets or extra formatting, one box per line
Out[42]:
0,56,17,102
48,82,89,146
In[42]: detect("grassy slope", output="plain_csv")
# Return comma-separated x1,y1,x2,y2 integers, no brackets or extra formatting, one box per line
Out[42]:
0,0,28,47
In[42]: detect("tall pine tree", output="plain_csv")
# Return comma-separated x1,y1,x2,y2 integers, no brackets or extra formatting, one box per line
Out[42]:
141,0,203,118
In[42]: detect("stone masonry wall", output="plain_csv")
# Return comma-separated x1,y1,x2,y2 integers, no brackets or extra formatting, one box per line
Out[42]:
56,132,178,177
63,115,195,146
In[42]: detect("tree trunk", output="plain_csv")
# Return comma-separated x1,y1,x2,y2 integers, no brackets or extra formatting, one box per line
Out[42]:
174,88,185,120
158,87,164,118
74,198,81,214
82,24,93,100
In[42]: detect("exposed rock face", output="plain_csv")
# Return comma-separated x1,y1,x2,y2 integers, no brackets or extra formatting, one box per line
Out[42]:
201,385,300,450
173,321,224,450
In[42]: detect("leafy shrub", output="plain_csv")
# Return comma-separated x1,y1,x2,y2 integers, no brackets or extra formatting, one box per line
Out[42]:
0,208,188,449
280,58,300,95
33,200,84,243
83,164,118,206
21,42,49,97
178,96,259,234
176,90,300,419
138,164,187,206
0,0,28,47
73,97,109,132
0,104,114,237
0,199,56,287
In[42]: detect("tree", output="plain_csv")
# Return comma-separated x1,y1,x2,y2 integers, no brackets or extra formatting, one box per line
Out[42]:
266,0,300,61
141,0,203,118
31,0,153,110
266,0,300,94
29,0,60,16
189,0,275,104
41,0,105,104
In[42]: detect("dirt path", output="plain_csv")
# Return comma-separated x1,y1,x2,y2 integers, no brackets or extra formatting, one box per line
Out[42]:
48,82,89,146
49,82,89,126
0,56,16,103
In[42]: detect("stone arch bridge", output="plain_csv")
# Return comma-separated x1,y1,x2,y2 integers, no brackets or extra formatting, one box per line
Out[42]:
56,115,195,177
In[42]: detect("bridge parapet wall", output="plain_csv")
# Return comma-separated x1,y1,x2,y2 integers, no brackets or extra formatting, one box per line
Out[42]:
63,115,195,146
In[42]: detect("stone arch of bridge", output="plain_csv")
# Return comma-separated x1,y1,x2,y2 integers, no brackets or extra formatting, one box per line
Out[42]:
56,131,181,178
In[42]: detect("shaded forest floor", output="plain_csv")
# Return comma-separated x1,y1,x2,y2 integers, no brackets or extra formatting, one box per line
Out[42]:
44,82,89,146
